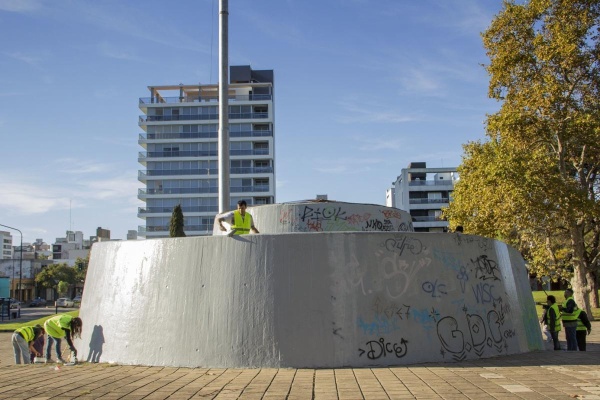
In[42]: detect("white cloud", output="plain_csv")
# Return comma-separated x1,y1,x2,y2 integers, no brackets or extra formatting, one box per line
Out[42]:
98,41,141,61
335,99,416,124
3,51,43,69
0,0,42,12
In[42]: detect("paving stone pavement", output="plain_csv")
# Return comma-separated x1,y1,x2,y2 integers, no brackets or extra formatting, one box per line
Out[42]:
0,323,598,399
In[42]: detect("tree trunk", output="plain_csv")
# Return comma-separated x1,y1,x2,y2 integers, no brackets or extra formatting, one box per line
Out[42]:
570,226,592,317
587,269,599,311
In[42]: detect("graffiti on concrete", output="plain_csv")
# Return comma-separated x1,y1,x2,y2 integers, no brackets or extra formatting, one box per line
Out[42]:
277,205,413,232
358,337,408,360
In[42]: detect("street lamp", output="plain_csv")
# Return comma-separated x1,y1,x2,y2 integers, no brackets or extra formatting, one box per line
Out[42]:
0,224,22,302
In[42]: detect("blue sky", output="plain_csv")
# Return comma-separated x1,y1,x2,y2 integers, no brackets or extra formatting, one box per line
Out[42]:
0,0,503,243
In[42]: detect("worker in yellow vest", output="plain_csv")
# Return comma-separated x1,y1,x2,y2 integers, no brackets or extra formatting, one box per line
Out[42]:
575,309,592,351
218,200,260,236
546,295,562,351
12,324,45,364
44,314,82,363
561,288,579,351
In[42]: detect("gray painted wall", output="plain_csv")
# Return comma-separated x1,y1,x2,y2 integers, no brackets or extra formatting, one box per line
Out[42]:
78,230,542,368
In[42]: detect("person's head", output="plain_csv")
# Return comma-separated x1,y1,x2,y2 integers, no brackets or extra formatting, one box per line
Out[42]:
33,324,45,337
70,317,83,338
547,295,556,305
455,225,464,233
564,288,573,298
237,200,248,215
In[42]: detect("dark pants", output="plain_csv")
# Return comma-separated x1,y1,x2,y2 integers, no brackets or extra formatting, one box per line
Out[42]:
576,330,587,351
550,331,561,350
565,326,578,351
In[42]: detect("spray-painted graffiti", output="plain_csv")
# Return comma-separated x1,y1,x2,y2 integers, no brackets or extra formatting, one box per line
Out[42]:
364,219,395,231
357,315,400,335
435,307,508,361
381,209,404,219
457,266,469,293
383,236,425,256
471,282,497,304
422,279,448,298
472,255,501,281
300,205,347,222
358,337,408,360
381,255,431,299
279,205,411,232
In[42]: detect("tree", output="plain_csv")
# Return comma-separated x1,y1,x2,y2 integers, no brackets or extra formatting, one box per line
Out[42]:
35,263,77,298
445,0,600,316
169,204,186,238
74,255,89,285
57,281,69,297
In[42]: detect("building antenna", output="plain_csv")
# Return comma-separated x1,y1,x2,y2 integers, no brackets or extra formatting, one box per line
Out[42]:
70,199,72,231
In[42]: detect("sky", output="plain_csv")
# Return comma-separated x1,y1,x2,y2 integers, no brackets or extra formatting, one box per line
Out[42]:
0,0,504,244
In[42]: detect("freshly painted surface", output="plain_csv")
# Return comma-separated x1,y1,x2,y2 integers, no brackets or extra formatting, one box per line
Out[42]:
78,204,541,367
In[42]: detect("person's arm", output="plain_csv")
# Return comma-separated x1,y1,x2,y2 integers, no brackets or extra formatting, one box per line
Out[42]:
565,299,576,313
218,212,234,231
64,329,77,354
28,341,40,357
580,311,592,333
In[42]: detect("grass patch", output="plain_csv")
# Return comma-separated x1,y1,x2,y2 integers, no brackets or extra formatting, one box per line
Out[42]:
531,290,600,320
0,310,79,332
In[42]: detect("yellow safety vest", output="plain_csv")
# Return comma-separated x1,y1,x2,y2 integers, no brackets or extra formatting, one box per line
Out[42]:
44,314,73,338
549,303,562,332
561,296,579,322
232,210,252,235
15,326,35,342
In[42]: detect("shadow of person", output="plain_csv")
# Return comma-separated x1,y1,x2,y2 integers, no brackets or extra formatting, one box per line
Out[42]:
86,325,104,363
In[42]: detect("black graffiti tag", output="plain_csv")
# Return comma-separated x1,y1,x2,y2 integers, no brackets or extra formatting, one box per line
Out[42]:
358,337,408,360
472,255,501,281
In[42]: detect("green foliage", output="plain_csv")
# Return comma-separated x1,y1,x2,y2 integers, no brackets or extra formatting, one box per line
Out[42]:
57,281,69,296
0,310,79,332
169,204,186,238
445,0,600,314
74,255,89,284
35,263,77,290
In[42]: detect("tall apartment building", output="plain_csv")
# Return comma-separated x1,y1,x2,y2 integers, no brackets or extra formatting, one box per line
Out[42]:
137,65,275,238
0,231,13,259
386,162,458,232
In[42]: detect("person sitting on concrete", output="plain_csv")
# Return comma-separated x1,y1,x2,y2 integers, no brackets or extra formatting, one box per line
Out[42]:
575,309,592,351
44,314,82,363
12,324,45,364
218,200,259,235
546,295,562,351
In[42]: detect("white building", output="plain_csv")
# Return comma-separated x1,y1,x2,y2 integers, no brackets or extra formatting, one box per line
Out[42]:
0,231,13,259
386,162,458,232
137,65,276,238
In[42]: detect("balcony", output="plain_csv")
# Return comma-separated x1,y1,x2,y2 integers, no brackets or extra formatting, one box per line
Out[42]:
139,206,219,214
230,186,270,193
411,216,445,222
139,112,268,123
409,198,450,205
230,167,273,174
138,149,269,159
138,130,272,141
139,94,272,104
408,180,455,187
139,188,217,195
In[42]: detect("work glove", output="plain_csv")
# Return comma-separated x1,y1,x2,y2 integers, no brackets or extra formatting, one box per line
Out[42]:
588,329,592,335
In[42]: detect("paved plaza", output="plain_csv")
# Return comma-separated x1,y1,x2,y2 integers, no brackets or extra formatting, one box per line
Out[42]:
0,322,598,399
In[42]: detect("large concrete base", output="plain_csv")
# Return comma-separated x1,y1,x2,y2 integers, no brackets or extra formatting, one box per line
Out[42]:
78,231,542,368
